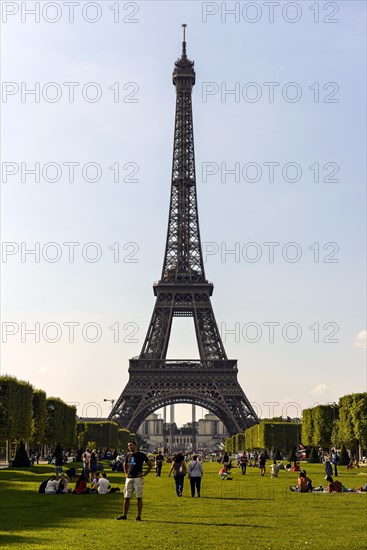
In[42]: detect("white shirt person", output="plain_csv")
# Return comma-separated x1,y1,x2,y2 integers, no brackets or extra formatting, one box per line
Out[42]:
97,473,110,494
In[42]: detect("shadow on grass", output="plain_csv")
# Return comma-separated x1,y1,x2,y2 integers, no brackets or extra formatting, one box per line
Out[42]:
200,495,272,501
0,464,83,482
0,533,42,547
145,519,272,529
0,484,124,540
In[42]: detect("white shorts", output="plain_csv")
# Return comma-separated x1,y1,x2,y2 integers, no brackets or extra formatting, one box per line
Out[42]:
124,477,144,498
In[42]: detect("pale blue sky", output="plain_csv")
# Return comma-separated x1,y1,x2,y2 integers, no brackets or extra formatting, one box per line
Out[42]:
1,1,366,426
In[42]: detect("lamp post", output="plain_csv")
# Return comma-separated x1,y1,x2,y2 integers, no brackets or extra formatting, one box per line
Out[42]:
270,425,274,459
47,404,56,458
283,423,286,459
332,402,337,450
99,424,104,455
104,398,115,411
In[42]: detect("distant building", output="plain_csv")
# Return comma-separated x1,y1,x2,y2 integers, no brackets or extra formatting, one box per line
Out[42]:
138,413,164,445
137,412,227,451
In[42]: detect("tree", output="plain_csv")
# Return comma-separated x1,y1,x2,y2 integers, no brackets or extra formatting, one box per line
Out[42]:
301,408,314,446
288,445,297,462
244,424,260,450
12,440,30,467
339,444,349,466
308,446,320,463
349,393,367,452
53,442,63,458
274,448,282,460
244,422,301,455
312,405,335,449
0,376,33,442
45,398,76,450
77,421,119,450
225,436,234,455
118,429,131,451
236,433,244,452
338,395,355,448
338,393,367,459
32,390,47,449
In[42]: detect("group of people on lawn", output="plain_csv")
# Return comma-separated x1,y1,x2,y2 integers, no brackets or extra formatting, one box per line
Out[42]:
43,470,114,495
42,447,118,495
42,442,366,520
228,449,365,493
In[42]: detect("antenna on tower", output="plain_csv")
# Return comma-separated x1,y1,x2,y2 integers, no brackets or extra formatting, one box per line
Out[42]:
181,23,187,58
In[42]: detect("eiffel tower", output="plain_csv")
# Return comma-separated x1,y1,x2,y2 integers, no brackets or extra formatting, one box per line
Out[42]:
109,26,259,435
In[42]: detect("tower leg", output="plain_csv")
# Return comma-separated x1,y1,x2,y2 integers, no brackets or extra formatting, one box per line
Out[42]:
170,404,175,452
192,404,197,451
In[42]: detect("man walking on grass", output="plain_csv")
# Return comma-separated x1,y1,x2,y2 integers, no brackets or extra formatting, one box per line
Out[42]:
116,441,153,522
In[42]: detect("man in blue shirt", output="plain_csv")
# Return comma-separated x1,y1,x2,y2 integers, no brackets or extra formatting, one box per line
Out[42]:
331,448,339,477
116,441,153,522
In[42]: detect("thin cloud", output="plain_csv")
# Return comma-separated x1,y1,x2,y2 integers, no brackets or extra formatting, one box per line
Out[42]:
38,366,67,375
310,384,327,395
355,330,367,349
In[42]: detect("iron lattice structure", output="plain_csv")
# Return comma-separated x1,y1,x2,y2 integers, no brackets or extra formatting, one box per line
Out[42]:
110,29,259,435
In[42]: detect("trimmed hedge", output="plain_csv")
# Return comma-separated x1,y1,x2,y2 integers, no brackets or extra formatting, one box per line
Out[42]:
77,421,119,449
32,390,47,446
244,422,301,454
45,398,76,449
118,428,131,451
0,376,33,442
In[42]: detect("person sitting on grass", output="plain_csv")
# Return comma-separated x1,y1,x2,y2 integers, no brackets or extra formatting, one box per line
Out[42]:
73,473,90,494
97,472,111,495
290,471,312,492
270,461,284,478
45,475,58,494
91,472,100,489
56,473,71,493
219,466,233,480
289,461,300,472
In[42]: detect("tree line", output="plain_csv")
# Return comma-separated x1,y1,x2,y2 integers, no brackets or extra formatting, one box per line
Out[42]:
0,375,131,461
302,393,366,457
226,392,366,458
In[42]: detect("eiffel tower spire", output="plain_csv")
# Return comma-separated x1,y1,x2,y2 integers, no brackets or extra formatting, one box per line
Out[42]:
162,23,202,283
181,23,187,59
109,29,259,436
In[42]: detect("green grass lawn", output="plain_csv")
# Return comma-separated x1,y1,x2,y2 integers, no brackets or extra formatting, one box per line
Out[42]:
1,461,366,549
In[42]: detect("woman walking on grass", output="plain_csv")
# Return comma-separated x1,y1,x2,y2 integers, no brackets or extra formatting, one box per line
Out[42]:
259,453,266,476
169,453,187,497
188,455,203,497
89,451,98,482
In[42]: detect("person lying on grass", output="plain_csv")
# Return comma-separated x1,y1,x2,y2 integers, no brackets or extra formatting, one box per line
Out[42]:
325,476,355,493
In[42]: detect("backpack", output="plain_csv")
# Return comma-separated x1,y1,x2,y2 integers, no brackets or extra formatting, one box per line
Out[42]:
39,480,48,494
